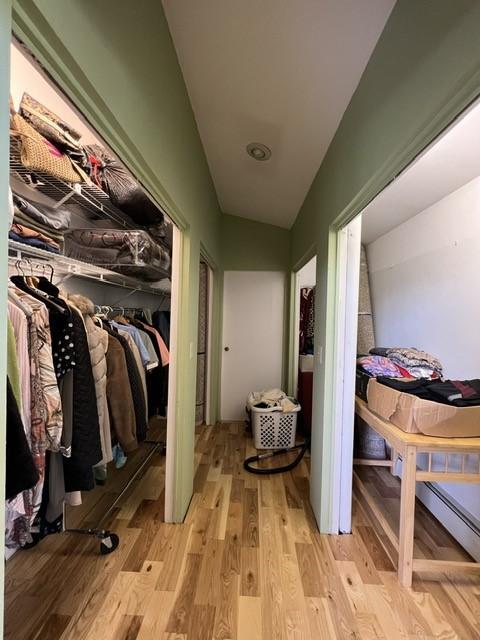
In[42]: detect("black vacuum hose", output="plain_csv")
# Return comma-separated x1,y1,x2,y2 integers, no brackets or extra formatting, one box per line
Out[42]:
243,439,310,475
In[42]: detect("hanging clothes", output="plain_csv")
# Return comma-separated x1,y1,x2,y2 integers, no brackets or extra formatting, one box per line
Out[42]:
117,329,148,417
6,377,38,501
299,287,315,355
104,331,138,452
62,303,102,492
67,294,112,466
8,298,31,429
5,271,168,550
152,309,170,347
6,287,63,547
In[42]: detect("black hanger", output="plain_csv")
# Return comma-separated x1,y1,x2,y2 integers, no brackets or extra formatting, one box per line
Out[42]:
10,275,68,316
36,276,60,297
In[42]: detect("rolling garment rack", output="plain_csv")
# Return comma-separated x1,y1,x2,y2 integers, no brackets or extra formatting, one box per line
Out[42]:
9,161,171,555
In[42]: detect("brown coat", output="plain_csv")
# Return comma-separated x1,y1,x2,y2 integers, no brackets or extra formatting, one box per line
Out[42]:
105,334,138,452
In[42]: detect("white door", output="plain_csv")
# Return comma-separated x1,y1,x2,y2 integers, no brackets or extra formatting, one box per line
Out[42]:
221,271,285,421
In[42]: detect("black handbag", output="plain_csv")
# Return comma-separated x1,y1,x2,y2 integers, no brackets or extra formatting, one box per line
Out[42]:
84,144,163,226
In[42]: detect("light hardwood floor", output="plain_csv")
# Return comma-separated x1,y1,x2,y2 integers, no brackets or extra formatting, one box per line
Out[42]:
5,423,480,639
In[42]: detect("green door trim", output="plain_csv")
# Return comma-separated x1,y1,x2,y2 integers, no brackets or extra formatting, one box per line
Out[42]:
11,1,202,524
314,77,480,534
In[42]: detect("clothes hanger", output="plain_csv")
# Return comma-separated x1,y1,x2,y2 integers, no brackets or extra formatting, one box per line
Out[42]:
36,262,60,297
11,259,67,316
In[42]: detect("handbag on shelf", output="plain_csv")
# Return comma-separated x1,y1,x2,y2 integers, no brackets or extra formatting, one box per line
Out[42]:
19,92,82,152
11,113,88,184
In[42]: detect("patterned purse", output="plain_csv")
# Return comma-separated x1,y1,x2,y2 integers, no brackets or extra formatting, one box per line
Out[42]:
19,92,82,152
11,113,87,184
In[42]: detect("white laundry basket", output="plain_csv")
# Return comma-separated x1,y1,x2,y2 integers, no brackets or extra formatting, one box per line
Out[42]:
247,393,301,450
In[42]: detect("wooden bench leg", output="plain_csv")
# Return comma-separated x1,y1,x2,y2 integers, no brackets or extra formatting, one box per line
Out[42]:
398,445,417,587
390,447,398,476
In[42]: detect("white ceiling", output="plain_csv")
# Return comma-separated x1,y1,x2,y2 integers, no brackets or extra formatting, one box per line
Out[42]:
162,0,395,228
362,99,480,244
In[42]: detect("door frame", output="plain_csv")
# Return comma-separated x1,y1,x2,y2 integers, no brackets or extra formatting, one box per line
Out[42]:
164,224,183,522
205,261,215,426
333,216,362,534
8,17,189,524
0,3,12,634
327,96,480,535
198,253,215,427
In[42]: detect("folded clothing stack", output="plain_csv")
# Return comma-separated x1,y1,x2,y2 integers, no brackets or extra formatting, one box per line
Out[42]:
357,355,409,378
9,223,60,254
10,193,71,254
370,347,443,379
356,347,443,402
377,376,480,407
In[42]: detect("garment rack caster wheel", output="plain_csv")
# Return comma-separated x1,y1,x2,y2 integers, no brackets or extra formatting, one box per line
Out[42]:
100,532,119,555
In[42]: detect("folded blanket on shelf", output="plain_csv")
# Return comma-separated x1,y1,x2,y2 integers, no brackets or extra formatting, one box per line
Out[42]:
13,212,64,242
12,193,71,231
9,231,60,254
10,223,60,250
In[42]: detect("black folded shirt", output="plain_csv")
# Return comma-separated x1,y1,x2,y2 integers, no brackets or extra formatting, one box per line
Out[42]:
377,377,480,407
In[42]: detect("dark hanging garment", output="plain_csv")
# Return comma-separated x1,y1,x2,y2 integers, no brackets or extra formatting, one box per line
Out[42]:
152,310,170,348
117,333,148,442
6,377,39,500
131,319,168,419
104,332,138,451
63,306,102,492
299,287,315,355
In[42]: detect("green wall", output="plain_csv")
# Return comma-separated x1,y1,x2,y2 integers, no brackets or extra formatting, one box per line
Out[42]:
12,0,223,522
290,0,480,531
221,214,290,271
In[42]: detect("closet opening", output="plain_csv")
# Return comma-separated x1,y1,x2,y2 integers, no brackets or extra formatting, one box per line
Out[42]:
337,95,480,586
195,258,213,427
293,256,316,440
5,33,180,623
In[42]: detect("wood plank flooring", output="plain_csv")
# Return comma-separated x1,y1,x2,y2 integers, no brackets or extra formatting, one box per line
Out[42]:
5,423,480,639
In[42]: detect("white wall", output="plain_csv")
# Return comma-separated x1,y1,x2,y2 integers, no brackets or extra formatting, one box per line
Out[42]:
367,176,480,528
298,256,317,288
11,43,101,146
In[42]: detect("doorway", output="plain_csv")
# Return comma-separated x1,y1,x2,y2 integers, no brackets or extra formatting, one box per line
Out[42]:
293,256,317,438
334,96,480,556
195,258,214,426
221,271,285,421
5,36,182,567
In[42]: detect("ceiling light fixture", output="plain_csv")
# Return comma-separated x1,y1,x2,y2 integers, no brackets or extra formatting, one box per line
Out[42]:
246,142,271,161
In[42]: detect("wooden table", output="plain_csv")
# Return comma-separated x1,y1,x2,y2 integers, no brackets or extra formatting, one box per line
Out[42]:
354,397,480,587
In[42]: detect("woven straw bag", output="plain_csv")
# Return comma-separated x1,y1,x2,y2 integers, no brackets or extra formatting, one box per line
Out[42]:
11,113,86,184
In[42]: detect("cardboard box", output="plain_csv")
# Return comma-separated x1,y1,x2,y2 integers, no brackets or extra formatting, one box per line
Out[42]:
366,378,480,437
